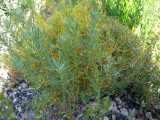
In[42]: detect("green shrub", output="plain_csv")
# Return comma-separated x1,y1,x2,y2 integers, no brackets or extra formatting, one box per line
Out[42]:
102,0,160,38
0,0,159,115
0,93,16,120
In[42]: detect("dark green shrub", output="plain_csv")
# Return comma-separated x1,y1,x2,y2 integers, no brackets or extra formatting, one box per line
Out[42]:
0,0,159,113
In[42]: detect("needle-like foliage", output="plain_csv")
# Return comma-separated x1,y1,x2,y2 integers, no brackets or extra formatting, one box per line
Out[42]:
0,0,159,113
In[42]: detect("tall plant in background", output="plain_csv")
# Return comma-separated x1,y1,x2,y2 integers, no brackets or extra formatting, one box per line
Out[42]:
102,0,160,38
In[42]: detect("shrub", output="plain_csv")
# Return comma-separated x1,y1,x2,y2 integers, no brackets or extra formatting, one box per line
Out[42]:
0,93,16,120
101,0,160,38
0,0,159,114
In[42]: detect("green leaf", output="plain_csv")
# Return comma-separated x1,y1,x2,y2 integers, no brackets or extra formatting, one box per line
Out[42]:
58,113,65,119
81,92,87,104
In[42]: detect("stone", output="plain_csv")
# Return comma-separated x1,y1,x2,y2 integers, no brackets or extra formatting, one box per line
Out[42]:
22,83,27,88
27,93,33,96
13,98,18,103
112,115,116,120
115,97,122,104
154,105,160,109
22,97,27,101
12,91,17,95
122,102,126,107
77,113,83,119
89,102,98,110
120,108,129,116
18,106,22,112
14,88,18,92
4,91,8,97
114,110,120,114
118,104,122,108
18,86,22,90
109,101,117,111
103,116,109,120
13,94,16,98
145,112,152,120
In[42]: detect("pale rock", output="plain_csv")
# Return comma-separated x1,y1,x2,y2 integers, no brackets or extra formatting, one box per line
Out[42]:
154,105,160,109
114,109,120,113
22,97,27,101
18,86,22,90
13,98,17,103
115,97,122,104
3,91,8,97
120,108,129,116
22,83,27,88
112,115,116,120
103,116,109,120
12,91,17,95
27,93,32,96
118,104,122,108
109,101,117,111
145,112,152,120
89,102,98,110
18,106,22,112
122,102,126,107
99,118,103,120
13,94,16,98
77,113,83,119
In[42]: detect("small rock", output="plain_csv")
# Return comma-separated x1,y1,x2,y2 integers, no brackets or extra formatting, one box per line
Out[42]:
115,97,122,104
18,106,22,112
21,83,27,88
12,91,17,95
109,101,116,111
13,98,17,103
27,93,33,96
99,118,103,120
136,117,144,120
103,116,109,120
120,108,129,116
14,88,18,92
18,86,22,90
77,113,83,119
22,97,27,101
112,115,116,120
114,110,120,114
13,94,16,98
122,102,126,107
4,91,8,97
118,104,122,108
154,105,160,109
89,102,98,110
145,112,152,120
